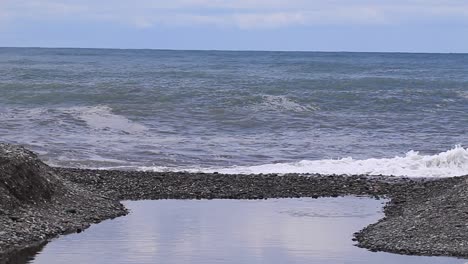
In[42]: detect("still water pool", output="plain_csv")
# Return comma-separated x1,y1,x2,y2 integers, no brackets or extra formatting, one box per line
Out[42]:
24,197,465,264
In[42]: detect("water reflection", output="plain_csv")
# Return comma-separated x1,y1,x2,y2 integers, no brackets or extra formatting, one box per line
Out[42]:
22,198,465,264
0,242,46,264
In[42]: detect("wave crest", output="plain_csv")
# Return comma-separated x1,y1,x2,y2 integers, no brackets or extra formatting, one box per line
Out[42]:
62,105,147,133
254,95,319,112
140,146,468,177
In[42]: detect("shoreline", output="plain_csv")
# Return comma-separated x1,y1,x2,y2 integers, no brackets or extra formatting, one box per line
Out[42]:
1,163,468,262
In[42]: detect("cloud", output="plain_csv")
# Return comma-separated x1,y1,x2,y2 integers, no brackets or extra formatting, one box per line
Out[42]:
233,12,306,29
2,0,468,29
4,0,87,17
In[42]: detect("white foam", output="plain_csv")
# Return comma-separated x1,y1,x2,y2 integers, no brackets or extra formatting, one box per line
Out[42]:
62,105,147,133
139,146,468,177
254,95,319,112
2,106,147,133
458,91,468,99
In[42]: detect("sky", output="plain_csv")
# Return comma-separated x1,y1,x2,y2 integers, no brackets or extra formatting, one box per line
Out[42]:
1,0,468,53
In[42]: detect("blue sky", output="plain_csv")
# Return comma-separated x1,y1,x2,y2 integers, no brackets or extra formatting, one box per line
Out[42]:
1,0,468,53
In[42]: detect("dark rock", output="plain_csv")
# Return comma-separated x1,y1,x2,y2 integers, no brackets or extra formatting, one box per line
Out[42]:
9,216,21,222
0,143,128,261
65,209,77,214
0,143,64,211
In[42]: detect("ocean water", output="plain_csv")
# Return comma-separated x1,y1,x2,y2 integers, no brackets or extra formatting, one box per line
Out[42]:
0,47,467,177
24,198,465,264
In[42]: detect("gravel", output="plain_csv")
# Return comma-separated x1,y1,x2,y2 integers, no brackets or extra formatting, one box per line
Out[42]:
355,176,468,257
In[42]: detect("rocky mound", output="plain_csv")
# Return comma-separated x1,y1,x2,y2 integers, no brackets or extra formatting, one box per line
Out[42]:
0,143,64,211
0,144,126,261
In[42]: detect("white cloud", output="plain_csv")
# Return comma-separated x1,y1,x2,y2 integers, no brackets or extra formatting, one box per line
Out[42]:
2,0,468,29
5,0,87,16
233,12,307,29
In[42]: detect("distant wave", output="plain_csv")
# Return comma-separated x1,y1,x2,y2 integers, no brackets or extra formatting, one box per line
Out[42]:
138,146,468,177
252,95,319,112
458,91,468,99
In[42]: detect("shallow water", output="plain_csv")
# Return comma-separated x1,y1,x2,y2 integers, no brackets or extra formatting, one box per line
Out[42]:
24,197,464,264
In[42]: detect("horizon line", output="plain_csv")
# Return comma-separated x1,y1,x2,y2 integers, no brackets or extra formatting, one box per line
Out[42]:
0,46,467,55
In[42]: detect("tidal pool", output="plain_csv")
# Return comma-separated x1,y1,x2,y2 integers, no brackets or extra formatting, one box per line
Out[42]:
24,197,465,264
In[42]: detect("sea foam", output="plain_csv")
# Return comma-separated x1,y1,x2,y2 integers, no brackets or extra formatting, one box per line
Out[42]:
140,146,468,177
254,95,319,112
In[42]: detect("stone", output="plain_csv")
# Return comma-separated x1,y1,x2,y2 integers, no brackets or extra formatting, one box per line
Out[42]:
0,143,64,211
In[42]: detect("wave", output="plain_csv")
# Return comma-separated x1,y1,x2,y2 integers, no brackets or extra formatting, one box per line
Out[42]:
138,146,468,177
458,91,468,99
1,105,147,134
253,95,319,112
61,105,147,133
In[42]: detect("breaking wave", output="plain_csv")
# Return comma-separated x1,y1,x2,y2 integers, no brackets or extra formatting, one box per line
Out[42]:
140,146,468,177
61,105,147,133
253,95,319,112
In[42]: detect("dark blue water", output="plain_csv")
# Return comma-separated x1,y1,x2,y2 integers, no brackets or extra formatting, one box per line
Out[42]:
0,48,467,176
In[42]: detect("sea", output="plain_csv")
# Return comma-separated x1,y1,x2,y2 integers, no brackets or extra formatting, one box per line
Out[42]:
0,47,467,177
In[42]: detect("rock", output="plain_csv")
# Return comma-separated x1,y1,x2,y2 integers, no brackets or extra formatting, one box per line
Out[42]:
65,209,77,214
0,143,128,260
8,216,21,222
0,143,64,211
